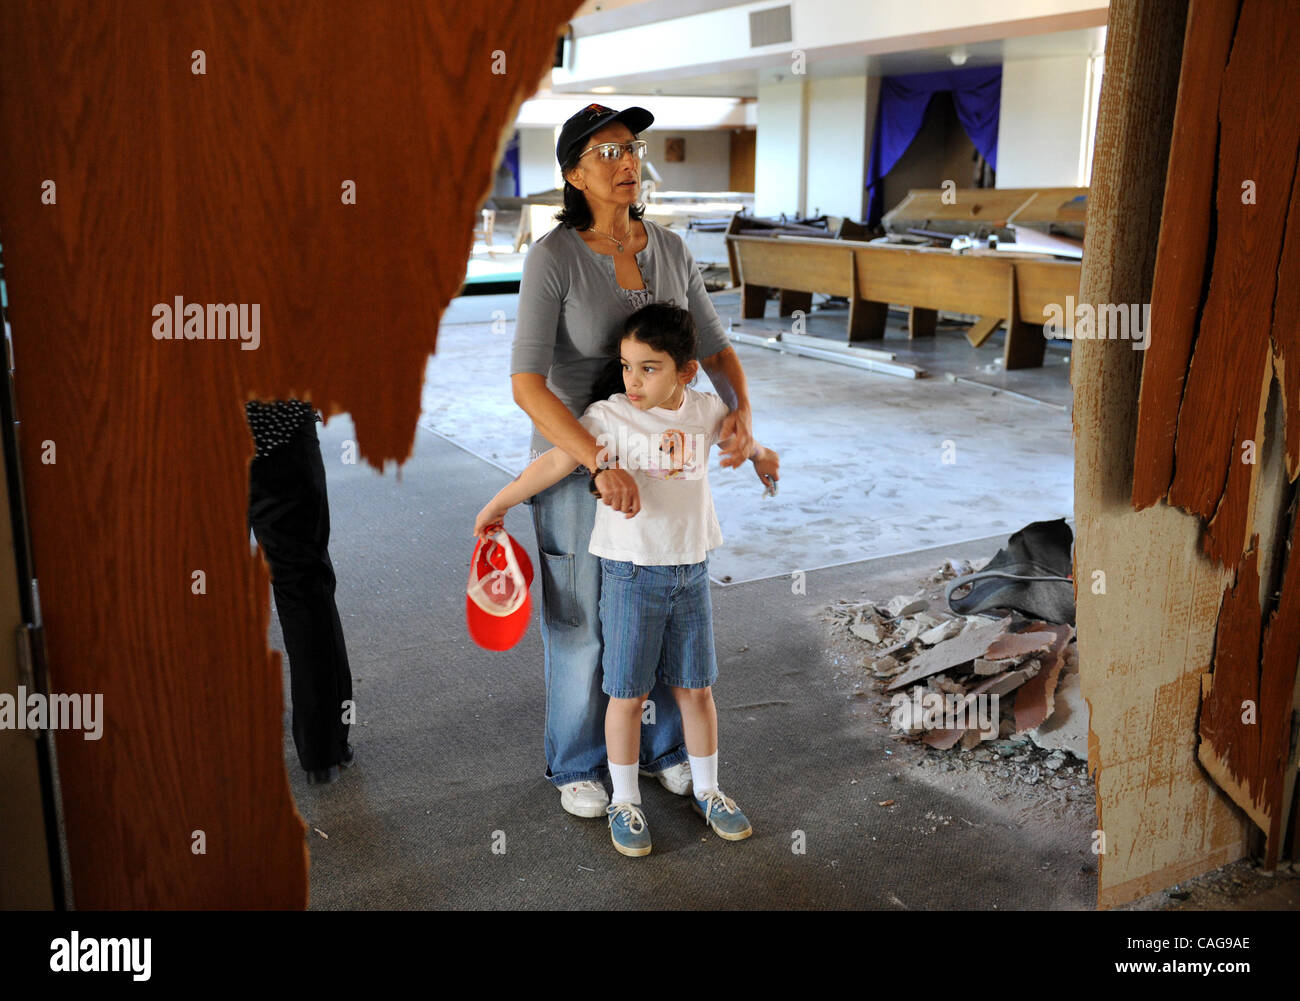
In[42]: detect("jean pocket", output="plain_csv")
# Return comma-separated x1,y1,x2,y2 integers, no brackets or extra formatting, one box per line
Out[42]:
601,559,637,582
539,548,581,628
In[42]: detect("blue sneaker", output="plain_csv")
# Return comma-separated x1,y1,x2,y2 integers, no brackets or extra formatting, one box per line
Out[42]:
606,802,652,857
691,789,752,841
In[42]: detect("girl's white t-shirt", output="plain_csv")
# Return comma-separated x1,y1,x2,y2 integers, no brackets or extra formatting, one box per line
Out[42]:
578,388,730,566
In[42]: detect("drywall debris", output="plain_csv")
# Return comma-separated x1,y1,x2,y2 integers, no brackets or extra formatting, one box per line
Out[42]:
973,655,1019,676
882,594,929,618
827,573,1084,765
1028,670,1088,760
1013,625,1074,734
851,621,883,643
983,629,1058,661
919,617,965,645
887,616,1012,691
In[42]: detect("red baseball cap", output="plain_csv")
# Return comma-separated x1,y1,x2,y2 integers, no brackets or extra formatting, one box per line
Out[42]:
466,528,535,651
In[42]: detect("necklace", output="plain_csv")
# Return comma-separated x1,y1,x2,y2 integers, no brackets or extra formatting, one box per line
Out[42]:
588,220,633,253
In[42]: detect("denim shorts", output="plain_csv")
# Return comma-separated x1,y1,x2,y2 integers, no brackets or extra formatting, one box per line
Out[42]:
598,557,718,699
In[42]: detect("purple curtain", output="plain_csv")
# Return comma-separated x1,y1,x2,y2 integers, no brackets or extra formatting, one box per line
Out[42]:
866,65,1002,224
504,129,521,197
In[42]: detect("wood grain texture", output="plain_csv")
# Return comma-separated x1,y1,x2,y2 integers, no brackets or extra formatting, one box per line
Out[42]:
1073,0,1248,910
0,0,578,908
1169,0,1300,565
1199,518,1300,868
1127,0,1300,869
1131,0,1241,510
1136,0,1300,566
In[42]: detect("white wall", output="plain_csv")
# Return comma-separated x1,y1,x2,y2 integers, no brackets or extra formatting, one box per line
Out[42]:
639,130,732,192
514,125,733,199
806,74,870,220
996,54,1092,188
755,77,807,217
518,127,561,197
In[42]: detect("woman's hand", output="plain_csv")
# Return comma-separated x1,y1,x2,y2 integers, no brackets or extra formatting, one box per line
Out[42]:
717,407,755,469
752,446,780,495
474,504,508,538
593,468,641,518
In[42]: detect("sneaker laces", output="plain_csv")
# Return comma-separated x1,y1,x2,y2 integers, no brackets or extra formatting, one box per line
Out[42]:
696,789,738,819
570,780,604,797
607,802,647,833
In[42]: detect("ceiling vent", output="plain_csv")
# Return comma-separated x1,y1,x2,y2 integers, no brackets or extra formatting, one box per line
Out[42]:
749,5,792,47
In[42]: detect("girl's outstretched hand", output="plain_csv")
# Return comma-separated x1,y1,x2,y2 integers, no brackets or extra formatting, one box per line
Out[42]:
474,505,508,538
752,446,780,496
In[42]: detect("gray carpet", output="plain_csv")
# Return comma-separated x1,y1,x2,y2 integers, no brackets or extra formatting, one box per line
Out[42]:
273,415,1097,910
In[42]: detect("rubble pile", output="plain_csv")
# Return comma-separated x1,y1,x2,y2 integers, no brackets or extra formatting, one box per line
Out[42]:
824,561,1086,762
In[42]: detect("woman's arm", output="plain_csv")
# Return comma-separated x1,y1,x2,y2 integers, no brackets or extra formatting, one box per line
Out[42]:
700,350,754,470
474,446,582,536
511,373,604,472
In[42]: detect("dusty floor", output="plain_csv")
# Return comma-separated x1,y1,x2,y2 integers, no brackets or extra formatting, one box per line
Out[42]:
275,286,1294,910
429,289,1074,584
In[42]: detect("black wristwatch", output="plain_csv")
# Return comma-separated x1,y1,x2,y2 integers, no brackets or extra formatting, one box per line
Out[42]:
588,468,603,497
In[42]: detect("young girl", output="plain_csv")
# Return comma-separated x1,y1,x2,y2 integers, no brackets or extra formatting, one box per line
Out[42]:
474,302,780,858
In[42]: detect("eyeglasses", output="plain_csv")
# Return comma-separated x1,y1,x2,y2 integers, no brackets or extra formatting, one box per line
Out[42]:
577,140,648,163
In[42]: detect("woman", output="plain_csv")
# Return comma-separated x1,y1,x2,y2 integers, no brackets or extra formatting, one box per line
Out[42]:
510,103,764,818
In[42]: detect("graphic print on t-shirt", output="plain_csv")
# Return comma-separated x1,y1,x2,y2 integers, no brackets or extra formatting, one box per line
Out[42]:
642,428,696,480
596,424,710,480
577,388,729,565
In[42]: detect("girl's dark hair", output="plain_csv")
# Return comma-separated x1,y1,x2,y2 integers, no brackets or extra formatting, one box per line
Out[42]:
587,302,698,404
554,139,647,231
624,302,697,370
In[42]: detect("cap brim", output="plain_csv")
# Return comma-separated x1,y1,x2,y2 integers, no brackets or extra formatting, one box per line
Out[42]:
612,106,654,134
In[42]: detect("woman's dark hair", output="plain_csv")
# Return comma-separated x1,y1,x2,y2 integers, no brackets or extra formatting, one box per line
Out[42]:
589,357,625,403
554,138,647,231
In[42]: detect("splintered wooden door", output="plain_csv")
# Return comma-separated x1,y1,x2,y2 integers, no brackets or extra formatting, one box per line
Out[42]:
1131,0,1300,871
0,0,579,908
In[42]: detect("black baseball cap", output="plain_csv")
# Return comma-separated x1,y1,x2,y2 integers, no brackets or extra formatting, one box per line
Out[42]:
556,103,654,167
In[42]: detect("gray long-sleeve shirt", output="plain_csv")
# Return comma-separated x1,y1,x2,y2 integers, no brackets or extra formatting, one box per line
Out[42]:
510,217,731,457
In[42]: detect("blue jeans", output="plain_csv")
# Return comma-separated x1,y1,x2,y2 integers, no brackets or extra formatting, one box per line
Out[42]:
598,559,718,698
529,466,688,785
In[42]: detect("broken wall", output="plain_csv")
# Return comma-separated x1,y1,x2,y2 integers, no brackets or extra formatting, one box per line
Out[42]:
1075,0,1251,908
1130,0,1300,870
0,0,580,907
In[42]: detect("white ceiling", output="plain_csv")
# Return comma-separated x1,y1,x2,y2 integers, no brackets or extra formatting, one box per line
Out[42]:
556,26,1106,99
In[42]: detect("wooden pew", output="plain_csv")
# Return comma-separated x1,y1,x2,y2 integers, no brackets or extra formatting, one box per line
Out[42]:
727,234,1081,370
882,186,1089,240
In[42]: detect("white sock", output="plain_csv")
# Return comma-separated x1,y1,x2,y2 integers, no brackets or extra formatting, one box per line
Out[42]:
609,761,641,805
688,752,718,796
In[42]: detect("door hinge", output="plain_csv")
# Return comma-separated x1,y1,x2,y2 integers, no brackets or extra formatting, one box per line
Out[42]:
16,622,39,739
